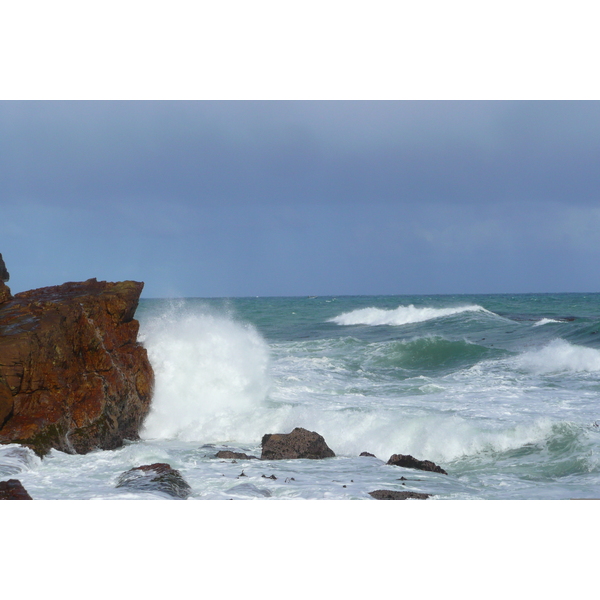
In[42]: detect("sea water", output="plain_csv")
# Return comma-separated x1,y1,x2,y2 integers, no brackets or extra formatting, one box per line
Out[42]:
3,293,600,500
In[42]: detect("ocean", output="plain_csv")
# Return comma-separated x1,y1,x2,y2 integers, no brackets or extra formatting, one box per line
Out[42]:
3,293,600,500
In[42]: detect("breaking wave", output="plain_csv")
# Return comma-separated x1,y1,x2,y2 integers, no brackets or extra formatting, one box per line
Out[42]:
139,303,271,441
329,304,492,326
515,339,600,374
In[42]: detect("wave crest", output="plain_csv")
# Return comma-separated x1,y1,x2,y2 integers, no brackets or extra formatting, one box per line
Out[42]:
516,339,600,373
329,304,491,326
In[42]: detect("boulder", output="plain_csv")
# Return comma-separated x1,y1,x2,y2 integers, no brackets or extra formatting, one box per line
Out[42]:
369,490,431,500
116,463,192,499
0,278,154,456
215,450,258,460
261,427,335,460
387,454,448,475
0,478,32,500
360,451,376,457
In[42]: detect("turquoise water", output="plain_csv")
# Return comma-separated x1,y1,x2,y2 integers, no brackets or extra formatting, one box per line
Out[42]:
3,293,600,499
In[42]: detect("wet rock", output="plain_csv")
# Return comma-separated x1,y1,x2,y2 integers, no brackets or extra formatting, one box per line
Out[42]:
215,450,258,460
261,474,277,480
387,454,448,475
369,490,431,500
0,278,154,456
360,451,376,457
0,478,32,499
261,427,335,460
116,463,191,499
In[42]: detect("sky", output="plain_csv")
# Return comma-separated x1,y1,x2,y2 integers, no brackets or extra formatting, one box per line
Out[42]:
2,100,600,297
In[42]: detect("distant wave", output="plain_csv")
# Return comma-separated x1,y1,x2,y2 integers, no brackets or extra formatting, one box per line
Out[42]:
516,339,600,373
532,318,561,327
329,304,492,326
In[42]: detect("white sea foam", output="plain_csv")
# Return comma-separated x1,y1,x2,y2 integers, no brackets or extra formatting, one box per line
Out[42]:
533,318,561,327
139,304,271,441
515,339,600,374
329,304,491,326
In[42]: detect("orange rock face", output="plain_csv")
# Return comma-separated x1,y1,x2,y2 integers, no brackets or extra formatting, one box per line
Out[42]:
0,278,154,456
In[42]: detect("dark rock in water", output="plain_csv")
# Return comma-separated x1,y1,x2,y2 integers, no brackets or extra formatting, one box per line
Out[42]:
360,451,376,457
0,254,8,283
0,479,32,500
0,278,154,456
369,490,431,500
227,482,272,498
261,427,335,460
116,463,192,499
262,474,277,480
387,454,448,475
215,450,258,460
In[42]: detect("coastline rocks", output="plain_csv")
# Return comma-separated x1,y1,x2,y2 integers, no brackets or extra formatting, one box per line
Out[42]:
261,427,335,460
116,463,192,499
360,451,376,457
387,454,448,475
0,479,32,500
215,450,258,460
0,277,154,456
369,490,431,500
0,282,10,305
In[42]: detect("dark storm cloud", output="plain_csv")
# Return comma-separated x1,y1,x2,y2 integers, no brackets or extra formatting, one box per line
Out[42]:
3,101,600,207
1,101,600,296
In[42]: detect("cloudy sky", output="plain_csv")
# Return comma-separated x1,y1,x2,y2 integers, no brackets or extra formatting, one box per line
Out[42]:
2,100,600,297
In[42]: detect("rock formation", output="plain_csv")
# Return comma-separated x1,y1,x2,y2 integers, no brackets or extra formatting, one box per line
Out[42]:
387,454,448,475
369,490,431,500
0,275,154,456
0,254,10,305
0,479,32,499
116,463,192,499
0,253,8,283
261,427,335,460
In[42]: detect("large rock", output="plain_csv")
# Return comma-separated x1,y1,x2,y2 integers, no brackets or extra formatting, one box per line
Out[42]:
0,479,32,500
116,463,191,499
387,454,448,475
261,427,335,460
0,278,154,456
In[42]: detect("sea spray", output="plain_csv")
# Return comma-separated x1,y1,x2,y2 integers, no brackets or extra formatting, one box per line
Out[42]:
139,302,271,441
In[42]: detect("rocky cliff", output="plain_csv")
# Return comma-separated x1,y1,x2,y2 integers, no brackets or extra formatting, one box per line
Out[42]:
0,275,154,456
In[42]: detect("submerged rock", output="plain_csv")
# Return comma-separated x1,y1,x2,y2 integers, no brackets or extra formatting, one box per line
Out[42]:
215,450,258,460
261,427,335,460
387,454,448,475
0,277,154,456
0,478,32,500
116,463,192,499
369,490,431,500
227,483,272,498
